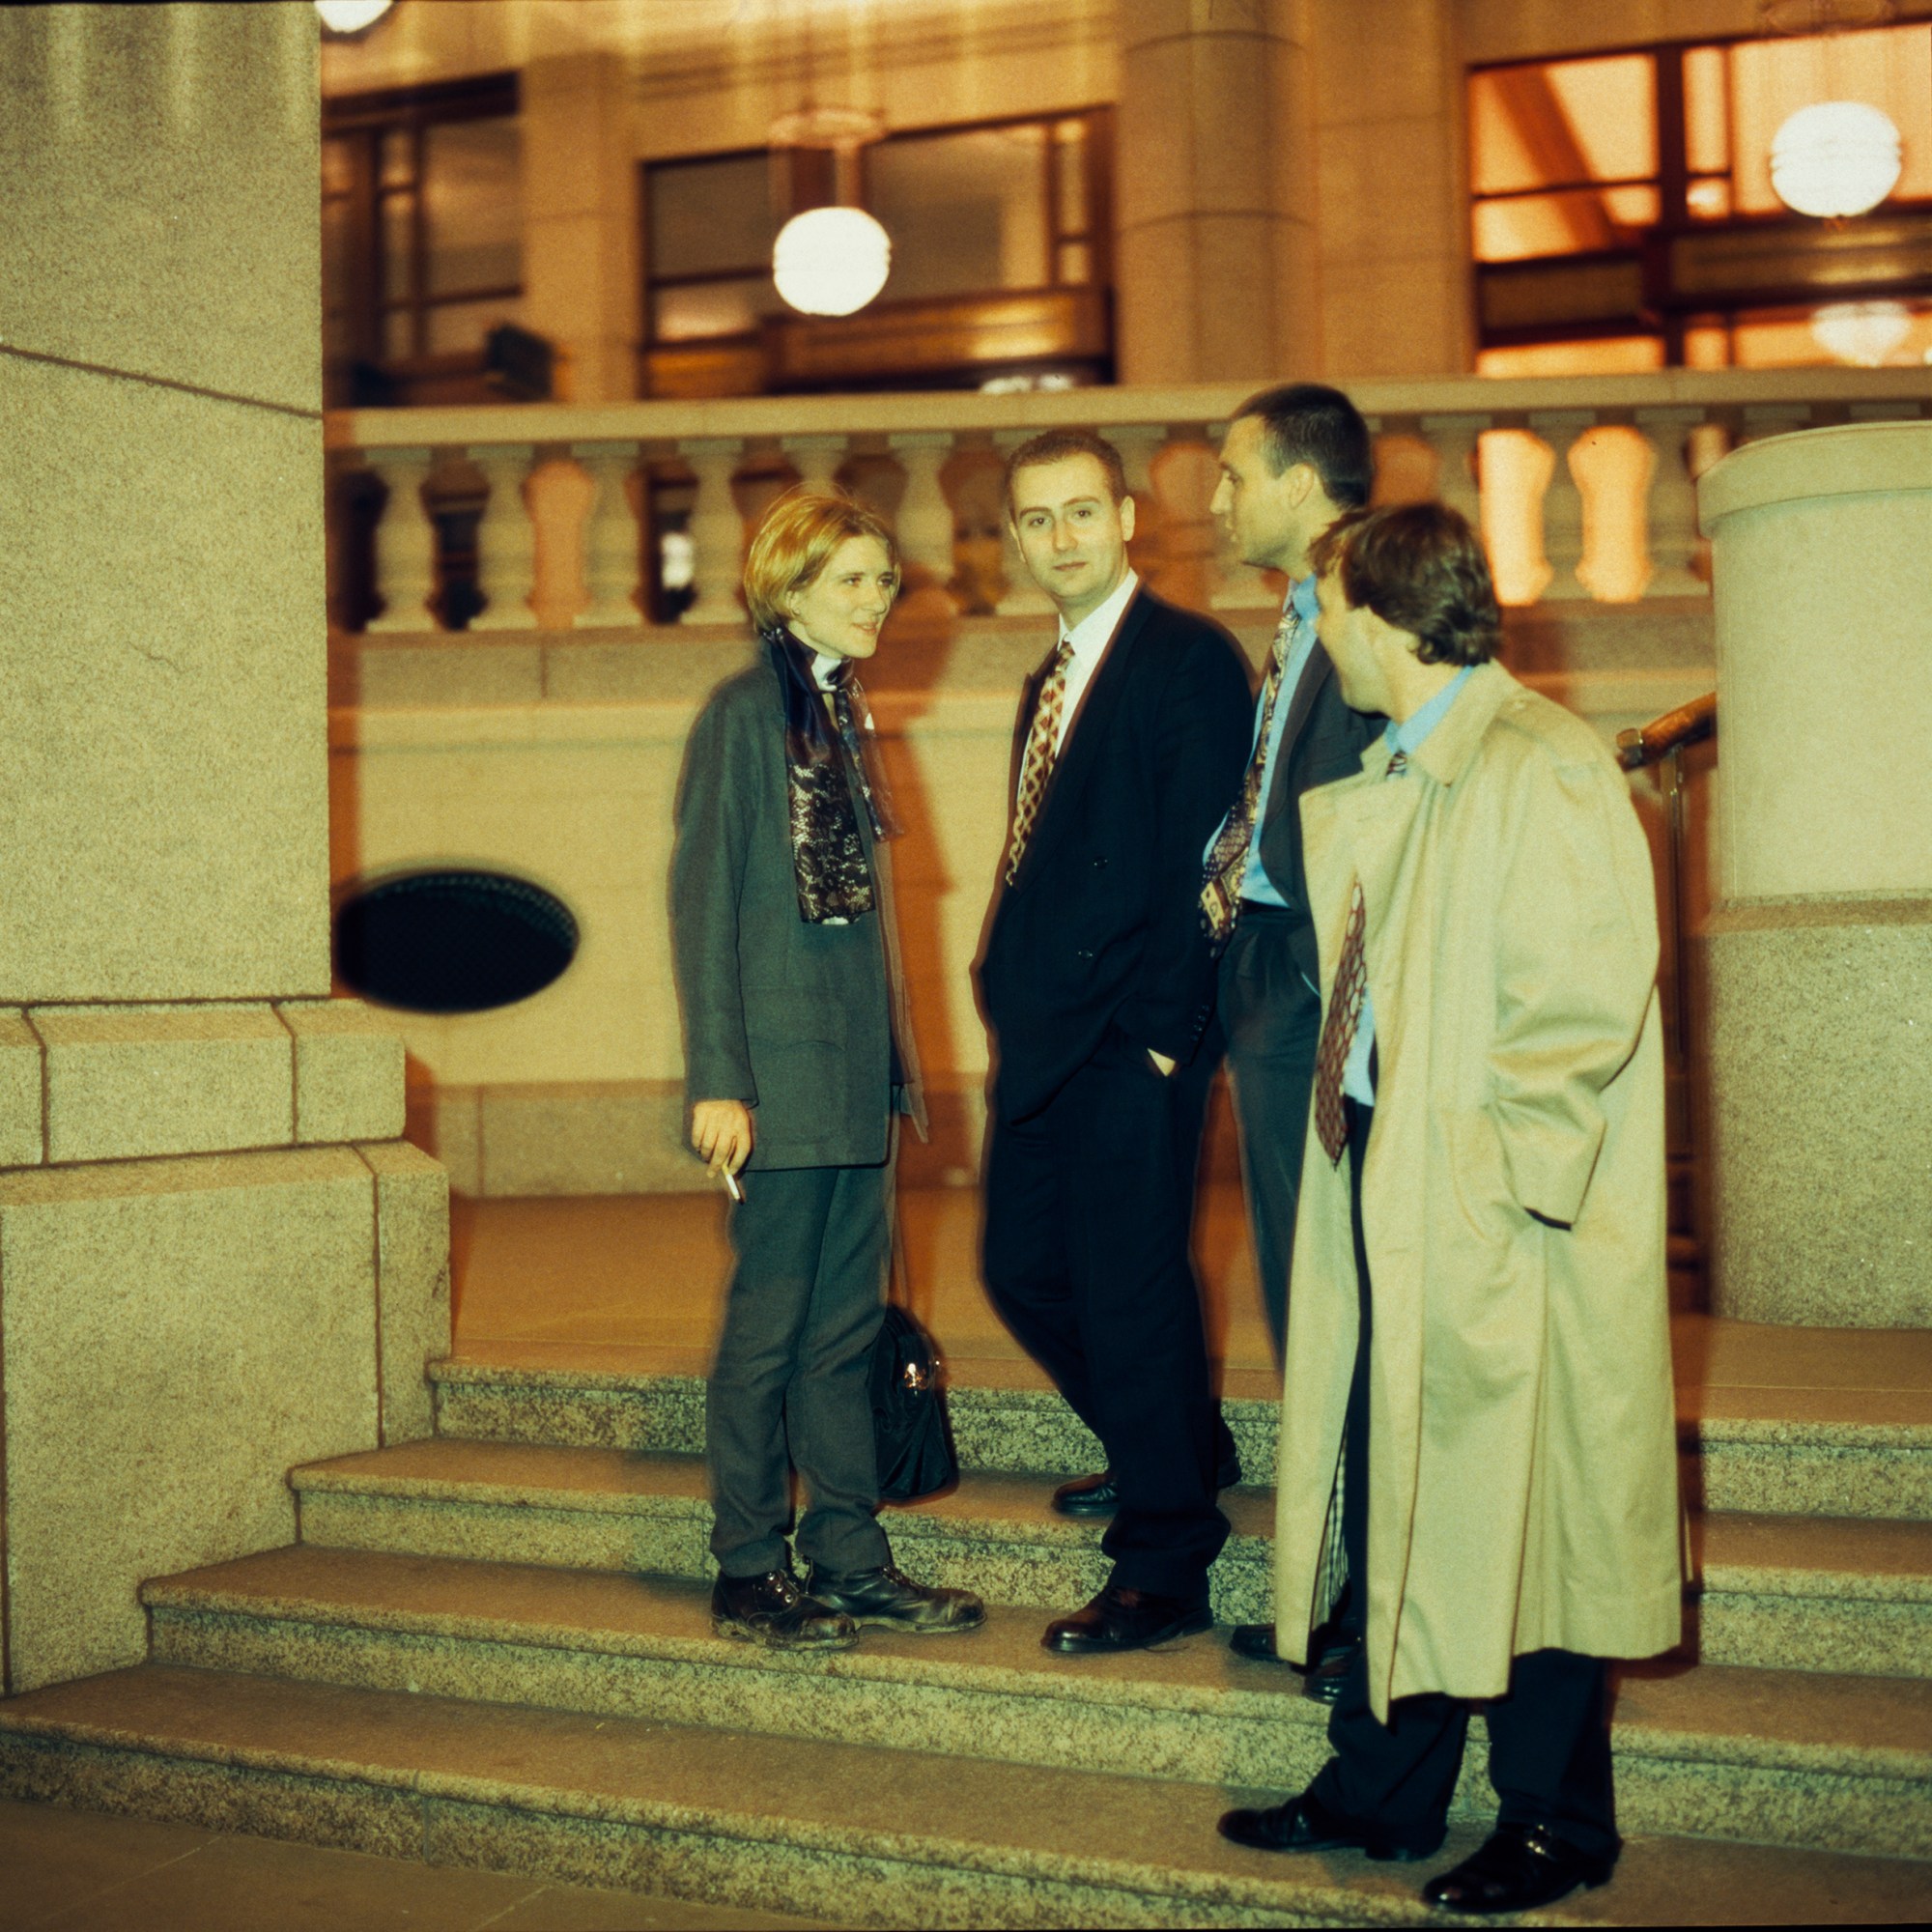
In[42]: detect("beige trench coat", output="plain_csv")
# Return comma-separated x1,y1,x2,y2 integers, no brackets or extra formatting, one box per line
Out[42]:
1273,661,1683,1720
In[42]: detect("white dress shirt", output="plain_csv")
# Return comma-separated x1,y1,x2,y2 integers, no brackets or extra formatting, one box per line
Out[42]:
1049,567,1140,758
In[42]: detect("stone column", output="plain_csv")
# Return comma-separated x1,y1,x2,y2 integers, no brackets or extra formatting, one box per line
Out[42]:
1115,0,1321,384
1696,422,1932,1326
0,3,448,1694
1309,0,1470,378
522,51,639,403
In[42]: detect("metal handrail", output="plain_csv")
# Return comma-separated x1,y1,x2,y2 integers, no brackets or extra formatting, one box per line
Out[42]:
1615,692,1715,772
1617,696,1718,1279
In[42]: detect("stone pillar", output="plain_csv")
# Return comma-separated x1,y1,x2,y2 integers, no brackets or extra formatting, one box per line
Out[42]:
1696,422,1932,1326
523,51,639,404
1115,0,1321,384
0,3,448,1694
1309,0,1470,378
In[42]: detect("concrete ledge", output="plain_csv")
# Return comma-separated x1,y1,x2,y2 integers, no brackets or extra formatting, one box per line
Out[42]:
356,1139,451,1447
280,1001,405,1146
1701,895,1932,1326
34,1004,292,1164
0,1009,42,1166
9,1001,407,1168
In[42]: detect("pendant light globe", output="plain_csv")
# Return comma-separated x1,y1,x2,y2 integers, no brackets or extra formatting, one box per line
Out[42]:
316,0,395,34
773,206,893,318
1770,99,1903,218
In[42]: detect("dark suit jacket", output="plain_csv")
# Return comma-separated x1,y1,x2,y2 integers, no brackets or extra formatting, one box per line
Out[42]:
1254,644,1384,983
976,586,1254,1125
671,652,925,1171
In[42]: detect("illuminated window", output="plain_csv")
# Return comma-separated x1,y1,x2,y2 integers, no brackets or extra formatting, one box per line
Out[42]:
323,73,526,404
1471,24,1932,374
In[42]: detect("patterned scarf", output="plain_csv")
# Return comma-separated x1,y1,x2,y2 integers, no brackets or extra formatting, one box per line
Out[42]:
766,627,899,923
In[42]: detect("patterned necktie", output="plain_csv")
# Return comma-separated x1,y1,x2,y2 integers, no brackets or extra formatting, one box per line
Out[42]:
1200,602,1300,945
1311,746,1409,1159
1312,880,1368,1162
1006,639,1075,884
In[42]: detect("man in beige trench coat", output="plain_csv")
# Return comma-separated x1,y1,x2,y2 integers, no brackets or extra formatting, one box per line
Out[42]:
1219,502,1683,1915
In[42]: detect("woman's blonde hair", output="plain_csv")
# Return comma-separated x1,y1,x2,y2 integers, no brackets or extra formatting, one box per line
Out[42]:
742,489,899,634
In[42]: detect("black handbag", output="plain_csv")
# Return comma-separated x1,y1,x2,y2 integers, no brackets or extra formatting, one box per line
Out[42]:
871,1219,958,1501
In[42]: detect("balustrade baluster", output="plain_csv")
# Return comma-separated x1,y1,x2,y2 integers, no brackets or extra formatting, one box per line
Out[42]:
1151,428,1221,615
467,444,538,631
1419,413,1487,532
1110,421,1170,598
992,430,1054,617
783,434,847,497
889,432,959,605
573,440,643,629
1528,411,1594,601
1635,408,1706,598
679,438,747,626
364,447,438,633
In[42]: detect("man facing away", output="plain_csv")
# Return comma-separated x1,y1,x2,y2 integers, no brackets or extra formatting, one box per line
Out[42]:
1220,502,1682,1916
976,429,1254,1654
1200,384,1382,1697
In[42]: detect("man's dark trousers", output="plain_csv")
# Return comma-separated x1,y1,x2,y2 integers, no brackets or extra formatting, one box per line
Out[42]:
1307,1101,1619,1859
983,1031,1229,1598
1219,902,1321,1360
706,1160,895,1579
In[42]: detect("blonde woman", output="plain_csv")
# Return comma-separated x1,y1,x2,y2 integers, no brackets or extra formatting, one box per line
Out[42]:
671,491,983,1650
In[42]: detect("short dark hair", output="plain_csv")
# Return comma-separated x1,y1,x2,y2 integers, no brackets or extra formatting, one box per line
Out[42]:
1232,383,1373,509
1310,502,1502,667
1003,429,1128,520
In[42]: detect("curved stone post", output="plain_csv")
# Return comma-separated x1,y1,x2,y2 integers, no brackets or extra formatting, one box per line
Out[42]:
574,440,642,629
365,447,438,633
890,431,959,604
467,445,538,631
680,438,746,626
1636,407,1707,599
1697,420,1932,1325
1530,411,1593,601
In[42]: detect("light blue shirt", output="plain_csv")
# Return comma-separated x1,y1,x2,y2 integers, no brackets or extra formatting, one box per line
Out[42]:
1342,666,1476,1107
1203,574,1322,909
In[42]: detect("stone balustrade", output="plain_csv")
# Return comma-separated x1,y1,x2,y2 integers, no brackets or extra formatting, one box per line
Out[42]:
325,371,1930,634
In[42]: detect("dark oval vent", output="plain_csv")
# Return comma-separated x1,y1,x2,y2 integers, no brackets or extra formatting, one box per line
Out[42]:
334,870,579,1014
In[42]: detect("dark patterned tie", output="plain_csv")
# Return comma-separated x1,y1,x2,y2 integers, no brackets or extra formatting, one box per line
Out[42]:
1312,880,1368,1162
1006,639,1075,884
1199,602,1300,945
1311,745,1408,1159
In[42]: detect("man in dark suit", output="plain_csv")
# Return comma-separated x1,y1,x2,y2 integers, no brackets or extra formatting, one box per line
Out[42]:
1200,384,1380,1691
976,429,1254,1654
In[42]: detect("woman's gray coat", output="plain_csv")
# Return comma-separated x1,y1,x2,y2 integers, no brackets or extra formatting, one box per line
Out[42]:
671,651,926,1171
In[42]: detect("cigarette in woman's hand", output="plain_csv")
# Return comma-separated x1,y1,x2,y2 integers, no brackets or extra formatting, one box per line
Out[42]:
722,1167,743,1202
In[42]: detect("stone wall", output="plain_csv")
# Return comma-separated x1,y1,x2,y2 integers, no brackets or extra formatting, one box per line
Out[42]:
0,3,449,1694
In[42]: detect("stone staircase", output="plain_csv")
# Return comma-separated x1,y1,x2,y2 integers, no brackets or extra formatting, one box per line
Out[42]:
2,1356,1929,1925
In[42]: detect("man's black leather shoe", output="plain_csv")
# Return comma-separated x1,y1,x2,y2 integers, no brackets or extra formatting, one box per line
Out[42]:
1050,1454,1244,1519
711,1570,857,1650
1228,1623,1359,1702
1217,1788,1444,1862
1302,1631,1359,1702
805,1561,986,1634
1421,1824,1616,1914
1042,1582,1212,1654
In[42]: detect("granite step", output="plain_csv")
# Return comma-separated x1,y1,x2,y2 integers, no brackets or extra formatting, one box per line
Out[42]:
427,1359,1932,1522
289,1439,1932,1678
2,1664,1927,1928
141,1543,1932,1859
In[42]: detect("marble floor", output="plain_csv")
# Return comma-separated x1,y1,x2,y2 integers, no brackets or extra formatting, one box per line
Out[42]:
448,1185,1932,1422
0,1799,826,1932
